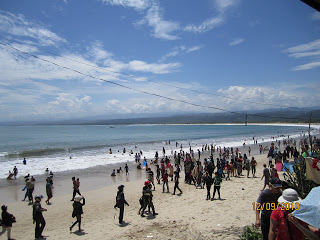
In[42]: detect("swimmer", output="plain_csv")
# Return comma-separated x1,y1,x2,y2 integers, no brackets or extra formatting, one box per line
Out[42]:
111,169,116,177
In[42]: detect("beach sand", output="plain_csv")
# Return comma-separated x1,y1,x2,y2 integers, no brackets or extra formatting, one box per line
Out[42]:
2,143,288,240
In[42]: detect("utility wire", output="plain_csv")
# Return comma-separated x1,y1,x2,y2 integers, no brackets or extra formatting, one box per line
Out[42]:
0,38,305,111
0,42,308,121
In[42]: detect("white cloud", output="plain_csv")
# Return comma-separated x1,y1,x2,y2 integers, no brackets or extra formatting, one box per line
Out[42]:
292,61,320,71
107,99,120,105
143,4,180,40
101,0,239,40
229,38,245,46
214,0,239,12
0,10,66,46
184,16,224,33
286,39,320,53
48,94,92,112
186,46,202,53
289,50,320,58
128,60,181,74
285,39,320,71
160,45,202,61
216,85,318,110
100,0,150,10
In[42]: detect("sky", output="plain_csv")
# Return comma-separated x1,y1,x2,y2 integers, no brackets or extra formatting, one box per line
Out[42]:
0,0,320,122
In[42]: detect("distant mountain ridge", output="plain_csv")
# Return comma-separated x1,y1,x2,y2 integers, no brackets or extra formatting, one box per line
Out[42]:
1,108,320,126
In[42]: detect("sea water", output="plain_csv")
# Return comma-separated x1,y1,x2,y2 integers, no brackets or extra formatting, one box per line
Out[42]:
0,124,316,179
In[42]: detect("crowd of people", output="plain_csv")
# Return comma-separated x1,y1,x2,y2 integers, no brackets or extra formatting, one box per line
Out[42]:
2,136,320,239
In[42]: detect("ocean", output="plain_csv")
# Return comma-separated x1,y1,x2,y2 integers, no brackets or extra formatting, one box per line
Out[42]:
0,123,316,180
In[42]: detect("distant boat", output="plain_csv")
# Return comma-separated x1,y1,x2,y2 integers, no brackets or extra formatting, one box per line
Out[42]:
109,126,115,128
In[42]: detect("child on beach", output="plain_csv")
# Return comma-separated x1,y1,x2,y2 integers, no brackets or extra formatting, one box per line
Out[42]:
211,172,222,200
111,170,116,177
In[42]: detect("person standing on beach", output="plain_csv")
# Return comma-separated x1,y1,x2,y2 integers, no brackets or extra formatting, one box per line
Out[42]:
125,164,129,176
147,168,155,190
0,205,15,240
204,172,213,200
173,171,182,195
13,166,18,180
115,185,129,224
33,195,47,239
45,178,52,205
255,178,282,240
26,177,35,204
261,164,270,191
70,195,85,232
162,170,169,193
71,177,81,201
211,172,222,200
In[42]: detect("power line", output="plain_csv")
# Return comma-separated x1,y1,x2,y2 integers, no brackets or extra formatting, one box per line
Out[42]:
0,42,308,121
0,38,305,111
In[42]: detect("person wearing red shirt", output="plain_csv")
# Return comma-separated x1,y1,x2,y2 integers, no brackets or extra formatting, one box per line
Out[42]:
269,188,305,240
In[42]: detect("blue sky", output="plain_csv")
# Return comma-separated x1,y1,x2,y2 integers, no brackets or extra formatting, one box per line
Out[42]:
0,0,320,122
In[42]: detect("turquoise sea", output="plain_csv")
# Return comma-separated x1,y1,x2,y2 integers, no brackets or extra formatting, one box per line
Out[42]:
0,124,315,179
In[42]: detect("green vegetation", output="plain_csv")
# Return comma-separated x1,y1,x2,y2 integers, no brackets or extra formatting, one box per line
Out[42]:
239,225,263,240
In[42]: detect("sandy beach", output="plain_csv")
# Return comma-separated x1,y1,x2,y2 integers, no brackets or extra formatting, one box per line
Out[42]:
0,138,297,240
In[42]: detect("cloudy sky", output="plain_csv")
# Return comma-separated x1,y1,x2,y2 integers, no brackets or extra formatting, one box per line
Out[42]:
0,0,320,122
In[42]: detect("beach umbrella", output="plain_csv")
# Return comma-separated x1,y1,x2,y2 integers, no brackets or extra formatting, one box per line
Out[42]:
292,186,320,229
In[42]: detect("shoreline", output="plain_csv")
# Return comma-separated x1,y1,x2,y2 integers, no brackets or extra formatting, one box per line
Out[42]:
1,128,316,204
1,139,294,240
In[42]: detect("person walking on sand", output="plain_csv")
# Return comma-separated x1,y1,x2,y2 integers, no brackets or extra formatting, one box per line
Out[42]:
71,177,81,201
255,178,282,240
261,164,270,191
250,157,257,177
114,185,129,224
211,172,222,200
70,195,85,232
173,171,182,195
33,195,47,239
140,183,157,217
0,205,16,240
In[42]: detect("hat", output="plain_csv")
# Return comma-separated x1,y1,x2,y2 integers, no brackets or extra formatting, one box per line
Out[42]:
1,205,7,211
144,181,150,186
74,195,83,202
270,178,282,188
278,188,301,205
35,195,44,200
